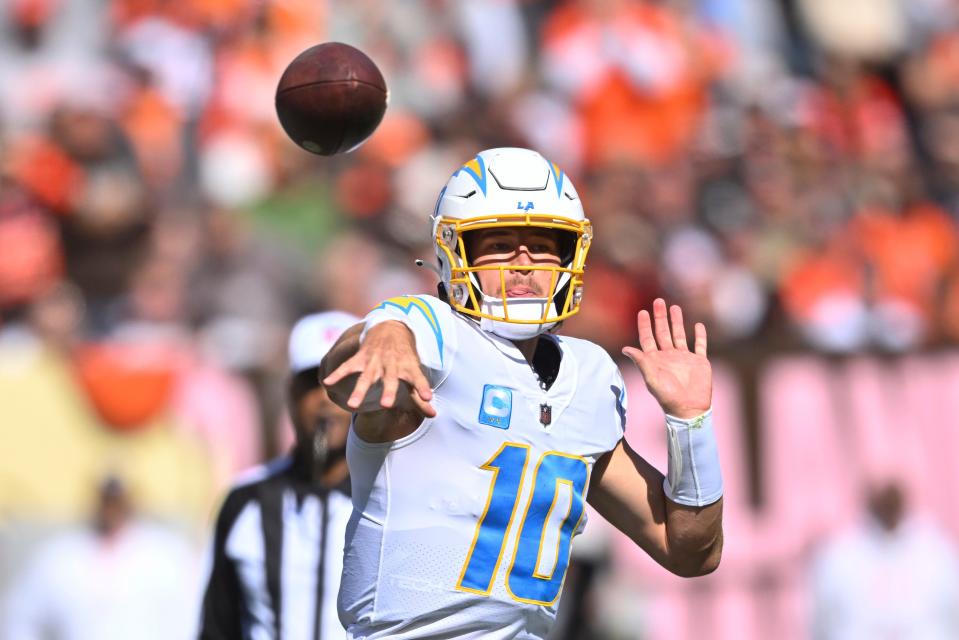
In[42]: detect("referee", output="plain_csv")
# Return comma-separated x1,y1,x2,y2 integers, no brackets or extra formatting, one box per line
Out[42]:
200,311,359,640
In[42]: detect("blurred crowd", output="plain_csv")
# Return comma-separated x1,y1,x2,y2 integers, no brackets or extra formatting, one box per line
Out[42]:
3,0,959,638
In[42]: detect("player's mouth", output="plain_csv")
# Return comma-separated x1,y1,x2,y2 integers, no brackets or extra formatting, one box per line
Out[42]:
505,286,540,298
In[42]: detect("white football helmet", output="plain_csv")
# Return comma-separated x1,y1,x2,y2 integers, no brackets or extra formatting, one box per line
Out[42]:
429,147,592,340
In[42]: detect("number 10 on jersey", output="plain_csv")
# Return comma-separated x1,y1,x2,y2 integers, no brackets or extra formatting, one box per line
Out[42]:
456,443,589,605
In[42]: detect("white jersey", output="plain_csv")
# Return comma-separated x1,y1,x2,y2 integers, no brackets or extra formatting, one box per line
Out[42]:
338,295,626,639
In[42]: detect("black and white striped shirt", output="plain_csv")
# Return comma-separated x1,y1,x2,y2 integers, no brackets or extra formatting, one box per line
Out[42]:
199,456,352,640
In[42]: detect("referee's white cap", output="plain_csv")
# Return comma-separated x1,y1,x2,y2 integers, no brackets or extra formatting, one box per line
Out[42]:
288,311,360,374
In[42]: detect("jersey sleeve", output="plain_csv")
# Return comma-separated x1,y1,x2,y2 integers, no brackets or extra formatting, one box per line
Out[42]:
360,294,457,386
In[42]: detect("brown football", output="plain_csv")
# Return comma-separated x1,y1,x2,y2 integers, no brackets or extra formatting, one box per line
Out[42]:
275,42,388,156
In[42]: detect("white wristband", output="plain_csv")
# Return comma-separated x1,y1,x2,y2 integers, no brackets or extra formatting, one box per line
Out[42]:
663,409,723,507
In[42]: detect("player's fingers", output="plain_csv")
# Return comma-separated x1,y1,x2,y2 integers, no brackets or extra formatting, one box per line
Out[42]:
637,310,657,352
380,361,400,408
322,354,365,386
410,389,438,418
670,304,688,350
652,298,674,350
347,360,381,409
622,346,650,371
622,347,654,379
404,363,434,402
694,322,708,357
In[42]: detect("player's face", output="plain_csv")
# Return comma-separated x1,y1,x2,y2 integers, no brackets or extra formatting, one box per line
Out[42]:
467,227,562,298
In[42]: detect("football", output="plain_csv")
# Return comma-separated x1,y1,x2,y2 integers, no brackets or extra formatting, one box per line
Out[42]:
275,42,388,156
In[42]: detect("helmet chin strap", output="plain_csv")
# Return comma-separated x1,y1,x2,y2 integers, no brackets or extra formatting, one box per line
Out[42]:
479,294,558,340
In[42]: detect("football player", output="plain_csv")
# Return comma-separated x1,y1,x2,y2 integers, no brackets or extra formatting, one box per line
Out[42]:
322,148,723,639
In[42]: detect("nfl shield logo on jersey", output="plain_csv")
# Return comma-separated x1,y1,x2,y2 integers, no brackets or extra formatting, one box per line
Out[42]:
539,403,552,427
478,384,512,429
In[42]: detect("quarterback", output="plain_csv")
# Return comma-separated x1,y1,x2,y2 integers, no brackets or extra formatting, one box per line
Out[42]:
322,148,724,639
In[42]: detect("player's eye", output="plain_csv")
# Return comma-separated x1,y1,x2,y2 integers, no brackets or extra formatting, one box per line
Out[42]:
531,239,562,256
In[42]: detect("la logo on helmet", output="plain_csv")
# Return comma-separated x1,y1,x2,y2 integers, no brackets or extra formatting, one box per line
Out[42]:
517,201,534,212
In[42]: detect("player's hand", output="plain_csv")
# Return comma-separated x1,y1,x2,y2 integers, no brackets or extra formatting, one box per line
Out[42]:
622,298,711,419
322,321,436,417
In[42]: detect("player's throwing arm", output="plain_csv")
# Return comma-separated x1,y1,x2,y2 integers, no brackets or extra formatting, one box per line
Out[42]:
321,320,436,418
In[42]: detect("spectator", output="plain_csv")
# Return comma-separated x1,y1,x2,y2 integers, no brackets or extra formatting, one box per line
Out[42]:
2,476,199,640
810,479,959,640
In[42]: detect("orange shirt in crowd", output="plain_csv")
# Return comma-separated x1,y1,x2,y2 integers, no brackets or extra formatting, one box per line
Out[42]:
850,204,958,307
542,0,718,167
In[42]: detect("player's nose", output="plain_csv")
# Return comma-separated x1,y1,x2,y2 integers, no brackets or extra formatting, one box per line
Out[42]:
509,247,534,271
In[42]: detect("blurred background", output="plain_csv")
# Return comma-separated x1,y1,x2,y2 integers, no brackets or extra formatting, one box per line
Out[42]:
2,0,959,638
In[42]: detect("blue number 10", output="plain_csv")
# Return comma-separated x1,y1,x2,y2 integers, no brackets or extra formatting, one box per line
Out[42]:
456,443,589,605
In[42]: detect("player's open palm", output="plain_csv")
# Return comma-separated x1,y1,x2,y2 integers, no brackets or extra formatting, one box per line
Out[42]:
622,298,712,419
